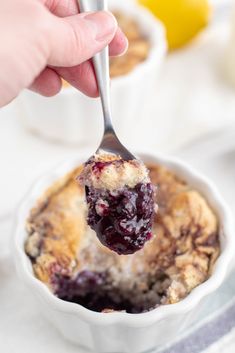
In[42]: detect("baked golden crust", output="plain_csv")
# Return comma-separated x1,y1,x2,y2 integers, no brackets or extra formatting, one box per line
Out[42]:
26,166,87,284
109,12,150,77
79,154,150,190
25,163,220,308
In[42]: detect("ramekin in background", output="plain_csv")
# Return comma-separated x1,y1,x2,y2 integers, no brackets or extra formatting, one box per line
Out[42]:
17,0,166,148
14,152,234,353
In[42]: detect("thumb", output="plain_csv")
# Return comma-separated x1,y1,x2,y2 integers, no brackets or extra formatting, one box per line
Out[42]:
48,11,117,67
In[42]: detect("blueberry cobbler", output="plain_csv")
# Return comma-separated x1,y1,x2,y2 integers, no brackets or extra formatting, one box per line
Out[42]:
78,154,156,255
25,162,220,313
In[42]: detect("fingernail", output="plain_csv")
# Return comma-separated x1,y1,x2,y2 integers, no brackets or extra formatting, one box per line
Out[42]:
84,11,117,42
116,28,129,57
121,36,129,56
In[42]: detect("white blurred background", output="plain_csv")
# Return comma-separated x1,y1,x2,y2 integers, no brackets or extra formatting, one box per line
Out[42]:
1,1,235,352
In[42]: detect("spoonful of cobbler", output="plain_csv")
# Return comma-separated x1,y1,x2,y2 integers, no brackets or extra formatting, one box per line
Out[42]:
77,0,157,255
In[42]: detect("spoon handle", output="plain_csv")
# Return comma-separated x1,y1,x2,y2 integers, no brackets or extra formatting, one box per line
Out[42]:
79,0,113,133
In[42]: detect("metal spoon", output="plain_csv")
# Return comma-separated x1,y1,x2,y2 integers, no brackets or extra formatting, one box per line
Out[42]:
79,0,135,161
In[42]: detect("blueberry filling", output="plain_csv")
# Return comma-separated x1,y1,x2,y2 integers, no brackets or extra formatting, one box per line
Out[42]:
55,271,106,300
55,270,167,313
85,182,155,255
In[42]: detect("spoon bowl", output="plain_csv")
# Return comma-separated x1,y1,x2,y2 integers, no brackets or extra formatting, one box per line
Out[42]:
97,128,135,160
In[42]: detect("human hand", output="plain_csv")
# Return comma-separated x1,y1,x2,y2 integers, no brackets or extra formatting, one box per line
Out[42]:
0,0,128,107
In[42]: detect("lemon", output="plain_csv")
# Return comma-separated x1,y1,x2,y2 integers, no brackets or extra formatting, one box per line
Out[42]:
138,0,211,50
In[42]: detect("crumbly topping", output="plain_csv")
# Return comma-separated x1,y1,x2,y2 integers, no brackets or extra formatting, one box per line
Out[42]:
109,12,150,77
78,153,150,191
25,163,220,311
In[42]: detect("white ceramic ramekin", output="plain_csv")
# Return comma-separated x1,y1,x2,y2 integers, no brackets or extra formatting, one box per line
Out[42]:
14,152,234,353
17,0,166,147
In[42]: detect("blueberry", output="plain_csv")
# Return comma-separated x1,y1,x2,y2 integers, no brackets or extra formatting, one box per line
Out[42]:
86,182,155,255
